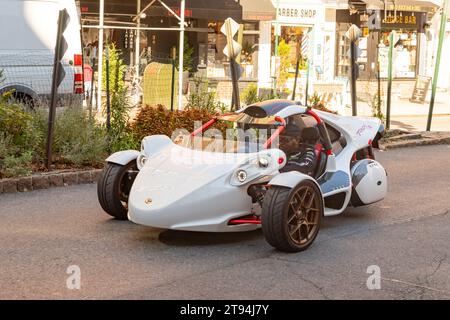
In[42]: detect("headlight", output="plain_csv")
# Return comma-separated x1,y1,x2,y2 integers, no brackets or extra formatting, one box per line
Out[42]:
236,170,247,183
258,157,269,168
136,154,147,170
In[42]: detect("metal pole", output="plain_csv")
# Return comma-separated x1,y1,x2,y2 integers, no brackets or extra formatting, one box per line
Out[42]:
386,31,394,130
230,59,240,110
45,10,66,171
171,58,175,112
292,54,300,101
178,0,185,110
305,59,310,106
97,0,104,111
292,35,301,101
273,0,279,94
305,27,314,106
135,0,141,77
89,48,96,118
377,32,381,116
427,0,449,131
350,40,358,116
105,45,111,131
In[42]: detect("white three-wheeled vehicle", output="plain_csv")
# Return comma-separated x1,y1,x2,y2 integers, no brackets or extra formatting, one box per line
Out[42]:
98,100,388,252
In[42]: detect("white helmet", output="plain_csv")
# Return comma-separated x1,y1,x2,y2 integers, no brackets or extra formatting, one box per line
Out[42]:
351,159,387,207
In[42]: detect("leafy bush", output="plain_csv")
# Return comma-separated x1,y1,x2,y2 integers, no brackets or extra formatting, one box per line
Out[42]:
308,92,338,114
132,105,229,142
175,38,194,73
371,94,384,120
241,83,259,106
108,88,138,152
0,99,36,178
186,77,227,113
102,43,127,91
53,107,108,166
277,40,292,89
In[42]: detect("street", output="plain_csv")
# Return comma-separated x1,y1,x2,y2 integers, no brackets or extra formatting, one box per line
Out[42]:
0,145,449,300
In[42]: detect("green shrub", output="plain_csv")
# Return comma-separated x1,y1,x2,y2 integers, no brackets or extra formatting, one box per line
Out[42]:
241,83,260,106
102,43,127,92
0,100,36,178
108,88,138,152
308,92,338,114
186,77,227,113
2,151,33,178
132,105,229,142
53,107,108,166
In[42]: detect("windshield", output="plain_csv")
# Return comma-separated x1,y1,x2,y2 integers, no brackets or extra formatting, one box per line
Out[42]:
174,113,318,155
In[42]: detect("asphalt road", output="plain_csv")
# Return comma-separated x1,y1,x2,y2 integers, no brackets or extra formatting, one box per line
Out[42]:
1,145,449,300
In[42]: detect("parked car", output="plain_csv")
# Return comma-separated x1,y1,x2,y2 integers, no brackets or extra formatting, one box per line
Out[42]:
0,0,83,106
97,100,388,253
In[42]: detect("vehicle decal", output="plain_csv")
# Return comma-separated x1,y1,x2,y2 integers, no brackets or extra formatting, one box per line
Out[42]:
318,170,351,194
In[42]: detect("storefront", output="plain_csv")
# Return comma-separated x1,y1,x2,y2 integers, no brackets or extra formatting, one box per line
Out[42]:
255,0,337,89
79,0,242,75
336,8,428,80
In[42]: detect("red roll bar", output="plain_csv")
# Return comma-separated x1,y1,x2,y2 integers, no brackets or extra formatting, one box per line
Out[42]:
263,116,286,149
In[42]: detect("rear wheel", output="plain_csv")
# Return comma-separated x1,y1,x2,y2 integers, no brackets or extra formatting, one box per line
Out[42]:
97,161,138,220
262,180,323,252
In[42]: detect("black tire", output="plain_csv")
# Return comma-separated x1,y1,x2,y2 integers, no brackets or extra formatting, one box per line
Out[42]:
97,161,137,220
262,180,323,252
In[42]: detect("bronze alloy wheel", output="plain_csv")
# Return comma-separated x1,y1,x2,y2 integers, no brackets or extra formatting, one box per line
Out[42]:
262,180,323,252
286,185,321,246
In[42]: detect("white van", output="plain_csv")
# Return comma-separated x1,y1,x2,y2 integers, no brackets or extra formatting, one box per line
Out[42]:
0,0,83,106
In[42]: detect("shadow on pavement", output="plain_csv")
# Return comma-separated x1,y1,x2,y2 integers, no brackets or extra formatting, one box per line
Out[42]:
390,119,418,131
158,229,262,246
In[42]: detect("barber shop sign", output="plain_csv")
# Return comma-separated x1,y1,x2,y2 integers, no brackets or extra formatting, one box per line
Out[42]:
277,3,324,25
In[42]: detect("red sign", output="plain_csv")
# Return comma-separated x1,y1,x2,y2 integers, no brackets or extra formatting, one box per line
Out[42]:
171,7,193,17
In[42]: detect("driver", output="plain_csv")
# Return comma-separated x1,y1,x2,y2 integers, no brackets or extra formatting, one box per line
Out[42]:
279,125,321,177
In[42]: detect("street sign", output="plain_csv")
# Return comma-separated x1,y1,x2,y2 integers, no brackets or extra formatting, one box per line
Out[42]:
368,10,381,31
55,9,70,87
221,17,242,59
221,17,241,110
46,8,70,170
410,76,432,104
345,24,362,42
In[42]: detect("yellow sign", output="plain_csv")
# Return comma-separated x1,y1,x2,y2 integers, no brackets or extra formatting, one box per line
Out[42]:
384,15,417,25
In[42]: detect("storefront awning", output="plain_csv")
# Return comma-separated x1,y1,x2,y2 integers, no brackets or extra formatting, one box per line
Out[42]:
80,0,242,22
361,0,441,11
239,0,276,21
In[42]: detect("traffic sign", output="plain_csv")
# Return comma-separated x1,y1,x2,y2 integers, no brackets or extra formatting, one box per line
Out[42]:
221,17,242,59
345,24,362,42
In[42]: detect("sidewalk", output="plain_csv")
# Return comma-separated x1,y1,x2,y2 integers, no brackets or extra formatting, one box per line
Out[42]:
389,114,450,132
340,90,450,117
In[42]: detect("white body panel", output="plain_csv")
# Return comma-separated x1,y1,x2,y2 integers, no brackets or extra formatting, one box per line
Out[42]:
128,136,286,232
0,0,82,98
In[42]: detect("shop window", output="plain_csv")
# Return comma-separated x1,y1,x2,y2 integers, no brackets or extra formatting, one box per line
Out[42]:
378,31,418,78
205,21,259,79
336,31,350,78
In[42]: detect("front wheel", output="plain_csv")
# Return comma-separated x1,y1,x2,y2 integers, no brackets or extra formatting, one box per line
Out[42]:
97,161,138,220
262,180,323,252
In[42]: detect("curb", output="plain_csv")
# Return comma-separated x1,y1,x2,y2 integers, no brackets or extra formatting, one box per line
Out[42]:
0,169,102,195
380,132,450,150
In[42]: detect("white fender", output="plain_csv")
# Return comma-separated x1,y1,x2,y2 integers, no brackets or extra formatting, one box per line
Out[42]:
106,150,140,166
269,171,321,191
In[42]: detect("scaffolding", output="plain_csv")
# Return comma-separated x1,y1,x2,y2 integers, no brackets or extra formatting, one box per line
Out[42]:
81,0,186,110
